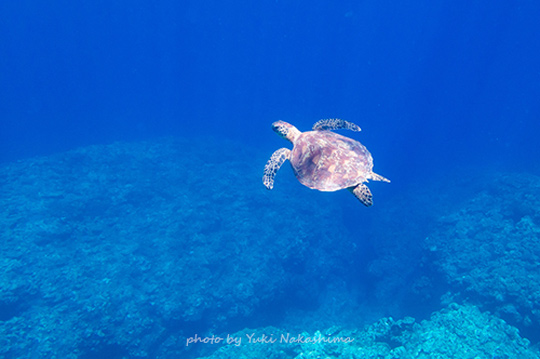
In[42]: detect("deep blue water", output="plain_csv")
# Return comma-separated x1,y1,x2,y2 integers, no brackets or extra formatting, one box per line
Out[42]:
2,1,539,172
2,1,540,358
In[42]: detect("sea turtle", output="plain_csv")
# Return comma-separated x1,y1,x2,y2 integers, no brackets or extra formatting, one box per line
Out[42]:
263,119,390,206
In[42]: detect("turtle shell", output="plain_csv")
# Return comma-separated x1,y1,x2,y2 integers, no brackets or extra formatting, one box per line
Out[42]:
290,130,373,191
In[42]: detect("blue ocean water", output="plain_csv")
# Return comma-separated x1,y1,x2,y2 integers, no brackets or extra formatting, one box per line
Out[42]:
1,1,540,358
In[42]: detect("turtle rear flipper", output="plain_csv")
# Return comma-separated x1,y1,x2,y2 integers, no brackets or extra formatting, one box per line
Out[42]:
312,119,361,132
263,148,291,190
349,184,373,207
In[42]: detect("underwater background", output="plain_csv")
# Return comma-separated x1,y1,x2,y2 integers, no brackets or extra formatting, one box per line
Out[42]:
1,1,540,358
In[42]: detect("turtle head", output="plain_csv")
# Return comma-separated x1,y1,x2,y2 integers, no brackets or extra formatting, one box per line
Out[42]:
271,121,301,143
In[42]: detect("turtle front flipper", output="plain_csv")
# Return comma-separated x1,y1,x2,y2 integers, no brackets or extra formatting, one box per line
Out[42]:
263,148,291,190
312,119,361,132
349,184,373,207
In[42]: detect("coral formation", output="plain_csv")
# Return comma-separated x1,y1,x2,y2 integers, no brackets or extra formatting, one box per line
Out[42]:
1,138,539,358
197,304,538,358
0,137,353,358
426,173,540,333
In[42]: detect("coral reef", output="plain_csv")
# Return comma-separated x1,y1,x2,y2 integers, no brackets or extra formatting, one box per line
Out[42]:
2,138,539,358
0,137,353,358
426,172,540,334
197,304,538,358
